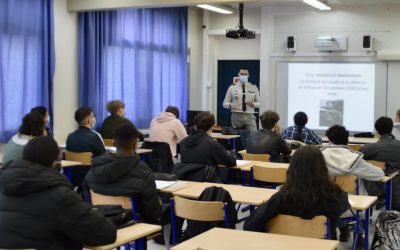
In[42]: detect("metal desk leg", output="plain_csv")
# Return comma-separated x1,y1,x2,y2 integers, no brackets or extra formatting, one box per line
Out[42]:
352,210,360,250
364,207,370,250
385,179,392,211
135,237,146,250
64,167,73,183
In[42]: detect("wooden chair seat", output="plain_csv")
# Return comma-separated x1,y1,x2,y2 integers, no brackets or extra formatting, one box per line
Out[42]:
64,151,92,165
239,150,270,162
267,214,329,239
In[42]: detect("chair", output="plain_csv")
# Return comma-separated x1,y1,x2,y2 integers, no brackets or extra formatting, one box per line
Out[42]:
170,196,230,245
331,175,359,194
267,214,331,239
64,151,92,165
238,150,270,162
348,144,362,151
88,190,138,221
250,165,287,188
103,138,114,147
367,160,386,169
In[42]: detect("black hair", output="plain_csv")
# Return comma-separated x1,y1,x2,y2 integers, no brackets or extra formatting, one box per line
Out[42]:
260,111,279,130
195,112,215,132
23,136,59,167
18,113,45,136
30,106,47,118
280,146,342,214
293,112,308,142
375,116,393,135
114,123,140,150
326,125,349,145
165,106,180,119
238,67,249,73
74,107,93,125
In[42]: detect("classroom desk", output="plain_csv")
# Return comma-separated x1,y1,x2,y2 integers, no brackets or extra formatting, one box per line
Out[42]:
172,182,278,206
61,160,82,168
322,136,378,144
85,223,161,250
171,228,339,250
230,160,262,171
348,195,378,250
211,133,240,150
158,180,200,194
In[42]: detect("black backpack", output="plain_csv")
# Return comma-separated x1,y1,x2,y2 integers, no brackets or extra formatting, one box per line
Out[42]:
92,205,135,229
371,210,400,249
184,186,237,239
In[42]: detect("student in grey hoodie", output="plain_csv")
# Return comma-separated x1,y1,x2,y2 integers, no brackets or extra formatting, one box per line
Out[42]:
321,125,384,195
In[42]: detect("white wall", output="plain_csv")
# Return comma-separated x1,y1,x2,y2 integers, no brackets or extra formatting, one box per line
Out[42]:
188,7,203,110
53,0,79,144
198,4,400,122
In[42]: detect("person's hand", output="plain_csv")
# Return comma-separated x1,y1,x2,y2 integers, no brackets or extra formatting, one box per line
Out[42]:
245,99,254,106
272,124,281,134
230,103,238,111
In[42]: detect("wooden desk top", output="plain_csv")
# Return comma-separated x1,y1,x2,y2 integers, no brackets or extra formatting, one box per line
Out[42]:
159,181,200,193
380,171,399,183
348,195,377,211
322,136,378,144
105,146,153,154
171,228,339,250
85,223,161,250
173,182,278,206
211,133,240,140
61,160,82,168
230,160,261,171
253,161,289,170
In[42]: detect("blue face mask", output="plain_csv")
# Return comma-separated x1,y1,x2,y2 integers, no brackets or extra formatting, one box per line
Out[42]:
239,75,248,83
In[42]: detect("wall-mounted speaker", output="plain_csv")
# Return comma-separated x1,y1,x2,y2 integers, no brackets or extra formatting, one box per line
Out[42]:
362,35,373,51
287,36,297,52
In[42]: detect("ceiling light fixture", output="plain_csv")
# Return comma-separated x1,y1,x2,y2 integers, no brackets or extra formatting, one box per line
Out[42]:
303,0,331,11
197,4,234,14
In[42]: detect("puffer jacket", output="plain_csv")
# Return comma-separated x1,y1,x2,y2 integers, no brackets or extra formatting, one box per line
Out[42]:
85,154,162,223
0,159,116,249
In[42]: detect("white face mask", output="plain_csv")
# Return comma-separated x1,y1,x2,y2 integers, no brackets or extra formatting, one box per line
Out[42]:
239,75,248,83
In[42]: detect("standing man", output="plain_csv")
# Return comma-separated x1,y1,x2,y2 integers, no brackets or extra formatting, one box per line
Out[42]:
223,67,261,132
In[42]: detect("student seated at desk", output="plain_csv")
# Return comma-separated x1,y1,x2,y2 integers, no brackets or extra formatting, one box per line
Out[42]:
180,112,236,168
85,123,163,223
281,111,322,145
99,100,143,140
149,106,187,157
360,116,400,170
0,136,116,249
246,111,292,162
244,146,350,240
66,107,106,157
3,112,46,164
322,125,384,192
30,106,52,137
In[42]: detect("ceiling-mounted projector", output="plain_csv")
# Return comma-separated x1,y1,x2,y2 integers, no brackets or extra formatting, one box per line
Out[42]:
313,36,348,52
226,3,255,40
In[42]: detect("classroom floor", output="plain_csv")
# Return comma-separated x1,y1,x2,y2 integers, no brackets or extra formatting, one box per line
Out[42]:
147,205,383,250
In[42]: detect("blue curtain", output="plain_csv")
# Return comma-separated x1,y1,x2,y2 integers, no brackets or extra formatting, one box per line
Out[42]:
0,0,54,142
79,7,188,128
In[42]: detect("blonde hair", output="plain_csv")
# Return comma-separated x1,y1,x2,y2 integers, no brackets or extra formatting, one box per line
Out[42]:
106,100,125,115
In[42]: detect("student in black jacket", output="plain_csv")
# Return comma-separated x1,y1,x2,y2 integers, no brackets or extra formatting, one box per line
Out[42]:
180,112,236,168
246,110,292,162
244,146,350,239
85,123,162,223
0,136,116,249
66,107,106,157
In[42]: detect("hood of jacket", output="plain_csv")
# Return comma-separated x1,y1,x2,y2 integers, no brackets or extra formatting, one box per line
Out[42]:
182,130,209,147
0,159,71,195
321,145,363,174
90,154,140,183
155,112,176,123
